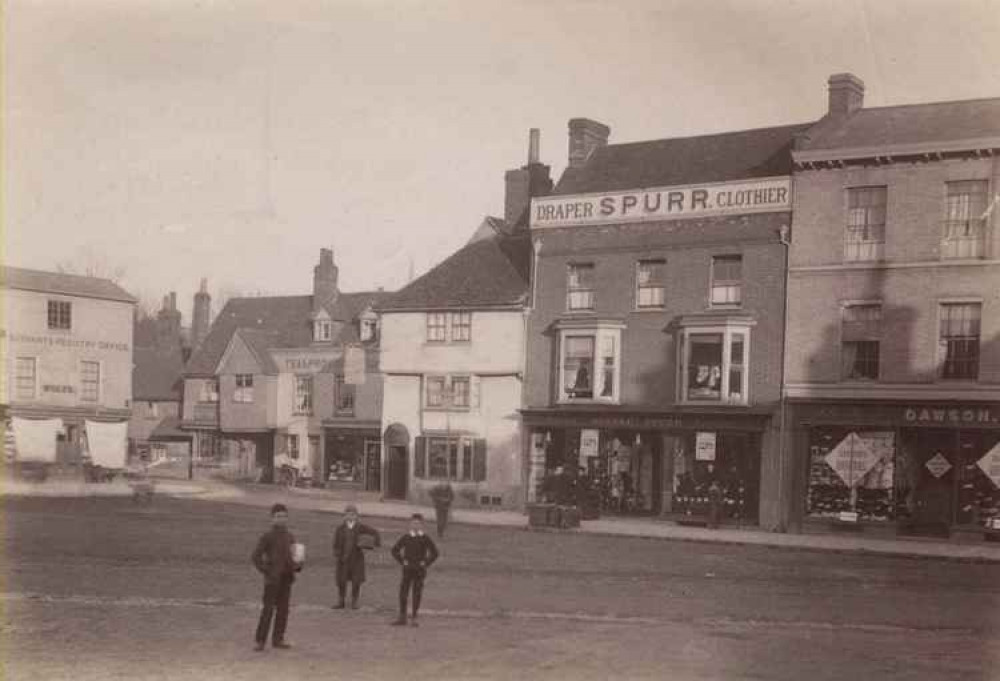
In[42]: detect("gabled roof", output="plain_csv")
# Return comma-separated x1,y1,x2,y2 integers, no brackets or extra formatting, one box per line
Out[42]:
1,266,136,303
797,98,1000,157
133,346,184,401
378,230,531,312
226,328,281,375
555,123,812,196
184,290,389,376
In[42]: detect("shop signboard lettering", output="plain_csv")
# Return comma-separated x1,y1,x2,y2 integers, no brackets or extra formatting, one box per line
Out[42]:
580,429,600,458
903,406,998,425
530,176,791,229
824,432,879,487
0,328,129,352
695,431,717,461
42,385,75,394
278,351,339,373
977,443,1000,488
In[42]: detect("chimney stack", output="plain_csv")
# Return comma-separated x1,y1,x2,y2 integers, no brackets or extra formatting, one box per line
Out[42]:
313,248,339,312
504,128,553,229
568,118,610,169
191,278,212,351
827,73,865,117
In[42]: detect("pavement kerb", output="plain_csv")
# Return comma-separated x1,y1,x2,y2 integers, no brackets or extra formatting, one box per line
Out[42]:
6,476,1000,565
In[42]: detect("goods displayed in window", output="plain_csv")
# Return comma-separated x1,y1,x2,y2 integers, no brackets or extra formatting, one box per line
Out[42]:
672,431,758,522
687,334,722,400
807,429,895,520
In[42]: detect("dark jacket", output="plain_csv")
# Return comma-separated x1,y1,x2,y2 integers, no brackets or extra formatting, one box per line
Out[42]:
333,522,380,584
391,532,439,572
252,526,299,584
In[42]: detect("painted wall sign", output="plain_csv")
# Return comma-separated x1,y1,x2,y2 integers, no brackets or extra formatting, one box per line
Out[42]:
275,351,339,373
530,176,791,229
977,443,1000,489
824,432,879,488
903,407,998,425
0,328,129,352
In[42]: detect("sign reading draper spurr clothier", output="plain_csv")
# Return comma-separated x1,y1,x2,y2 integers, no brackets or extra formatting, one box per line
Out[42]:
530,176,791,229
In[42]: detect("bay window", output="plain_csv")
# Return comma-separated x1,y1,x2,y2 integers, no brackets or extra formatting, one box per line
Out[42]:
556,321,623,403
678,318,753,405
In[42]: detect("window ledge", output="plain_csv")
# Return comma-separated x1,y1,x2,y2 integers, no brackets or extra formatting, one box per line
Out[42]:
633,307,666,314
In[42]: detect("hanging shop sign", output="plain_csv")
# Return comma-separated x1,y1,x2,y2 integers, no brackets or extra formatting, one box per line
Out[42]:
824,432,879,487
530,176,791,229
695,431,717,461
925,453,953,479
580,429,600,458
976,443,1000,488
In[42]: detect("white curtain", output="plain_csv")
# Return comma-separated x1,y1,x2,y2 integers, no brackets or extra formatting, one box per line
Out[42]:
85,420,128,469
11,418,61,462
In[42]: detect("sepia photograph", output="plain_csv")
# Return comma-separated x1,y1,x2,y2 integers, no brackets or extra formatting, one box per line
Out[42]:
3,1,1000,679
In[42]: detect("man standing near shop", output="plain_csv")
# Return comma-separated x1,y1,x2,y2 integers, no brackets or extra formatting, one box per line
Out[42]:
390,513,439,627
332,504,381,610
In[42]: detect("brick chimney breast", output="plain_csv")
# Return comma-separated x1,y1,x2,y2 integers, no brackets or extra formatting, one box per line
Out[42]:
313,248,339,312
505,129,552,229
827,73,865,117
568,118,610,168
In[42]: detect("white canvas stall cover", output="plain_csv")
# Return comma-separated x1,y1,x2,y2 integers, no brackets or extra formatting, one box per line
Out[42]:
11,417,61,462
85,420,128,469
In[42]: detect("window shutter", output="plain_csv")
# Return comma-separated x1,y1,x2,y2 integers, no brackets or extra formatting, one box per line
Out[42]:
414,437,426,478
472,438,487,482
471,375,482,409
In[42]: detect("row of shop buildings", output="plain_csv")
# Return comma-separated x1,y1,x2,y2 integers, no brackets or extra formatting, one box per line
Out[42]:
169,72,1000,539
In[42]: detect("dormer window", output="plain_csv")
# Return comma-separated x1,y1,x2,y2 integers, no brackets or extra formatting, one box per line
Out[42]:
314,320,332,342
360,317,377,342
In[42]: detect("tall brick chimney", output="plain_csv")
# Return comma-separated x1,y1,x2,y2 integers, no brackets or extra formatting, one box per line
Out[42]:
827,73,865,117
504,128,553,230
568,118,610,169
191,278,211,351
156,291,182,350
313,248,339,312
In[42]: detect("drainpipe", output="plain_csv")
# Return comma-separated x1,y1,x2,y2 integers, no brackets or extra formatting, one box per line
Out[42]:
776,224,791,533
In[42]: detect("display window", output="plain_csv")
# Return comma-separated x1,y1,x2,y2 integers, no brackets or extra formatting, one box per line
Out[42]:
678,324,750,405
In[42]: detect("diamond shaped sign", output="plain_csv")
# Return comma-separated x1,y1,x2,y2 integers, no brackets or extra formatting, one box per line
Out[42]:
925,453,952,479
825,432,879,488
977,443,1000,489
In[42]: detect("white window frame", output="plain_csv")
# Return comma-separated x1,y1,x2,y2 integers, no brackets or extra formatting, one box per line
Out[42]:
450,311,472,342
677,322,753,406
937,299,982,381
47,299,72,331
426,312,447,343
844,186,887,262
942,180,988,260
360,317,377,342
314,320,332,342
709,255,742,307
294,374,314,414
14,356,38,401
199,378,220,403
80,360,101,403
234,374,254,403
424,374,473,411
566,263,596,311
334,374,355,415
556,322,623,404
840,301,882,382
635,259,666,310
424,435,475,481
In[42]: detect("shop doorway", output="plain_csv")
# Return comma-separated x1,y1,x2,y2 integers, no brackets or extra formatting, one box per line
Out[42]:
364,440,382,492
899,430,955,535
386,446,408,499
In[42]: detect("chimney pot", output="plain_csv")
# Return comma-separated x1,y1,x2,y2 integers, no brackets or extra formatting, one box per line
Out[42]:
528,128,540,165
827,73,865,117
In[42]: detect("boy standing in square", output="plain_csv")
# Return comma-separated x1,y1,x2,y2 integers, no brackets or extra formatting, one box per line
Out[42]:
251,503,302,651
390,513,439,627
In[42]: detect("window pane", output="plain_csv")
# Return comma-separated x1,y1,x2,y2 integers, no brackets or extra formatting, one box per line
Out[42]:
600,335,616,397
428,439,449,478
845,187,887,261
943,181,988,259
563,335,595,399
15,357,36,399
567,264,595,310
295,376,313,413
688,334,723,401
427,313,447,342
940,303,981,379
448,440,459,478
426,377,445,407
462,441,473,481
451,312,471,342
451,377,470,407
81,361,100,402
636,260,666,308
711,256,742,305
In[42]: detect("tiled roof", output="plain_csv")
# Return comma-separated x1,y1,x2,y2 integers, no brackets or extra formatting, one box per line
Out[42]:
378,231,531,311
798,98,1000,154
149,416,192,442
232,328,280,374
1,266,136,303
133,346,184,401
555,123,812,195
184,291,388,376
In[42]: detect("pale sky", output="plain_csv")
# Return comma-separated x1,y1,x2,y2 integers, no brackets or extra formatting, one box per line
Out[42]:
5,0,1000,319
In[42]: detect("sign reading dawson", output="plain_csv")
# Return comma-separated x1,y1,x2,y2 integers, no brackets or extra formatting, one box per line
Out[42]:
531,176,791,229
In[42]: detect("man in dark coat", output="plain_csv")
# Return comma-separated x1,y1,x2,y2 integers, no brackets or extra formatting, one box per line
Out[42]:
251,503,302,651
390,513,439,627
332,504,381,609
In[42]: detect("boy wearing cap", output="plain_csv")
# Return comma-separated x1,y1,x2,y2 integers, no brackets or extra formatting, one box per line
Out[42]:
251,503,302,651
390,514,439,627
332,504,381,609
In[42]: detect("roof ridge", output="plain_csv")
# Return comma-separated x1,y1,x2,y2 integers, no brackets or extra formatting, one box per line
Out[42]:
856,96,1000,113
601,121,815,150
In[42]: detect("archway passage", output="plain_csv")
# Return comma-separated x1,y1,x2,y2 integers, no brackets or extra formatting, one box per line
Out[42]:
383,423,410,500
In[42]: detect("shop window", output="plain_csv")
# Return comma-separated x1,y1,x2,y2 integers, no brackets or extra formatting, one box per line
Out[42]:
567,263,595,311
334,375,355,415
844,186,887,262
710,256,742,306
451,311,472,342
426,312,447,342
424,375,472,410
287,434,300,460
679,325,750,405
671,432,759,522
414,436,486,481
14,357,37,400
841,304,881,380
558,327,621,403
199,379,219,403
939,302,980,380
314,319,332,342
47,300,71,330
80,361,100,403
806,428,896,521
294,375,313,414
198,432,221,460
942,180,988,259
636,259,666,309
234,374,254,403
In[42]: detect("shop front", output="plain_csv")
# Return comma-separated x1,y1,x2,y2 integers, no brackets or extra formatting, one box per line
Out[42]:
522,408,770,524
323,420,382,492
790,400,1000,537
